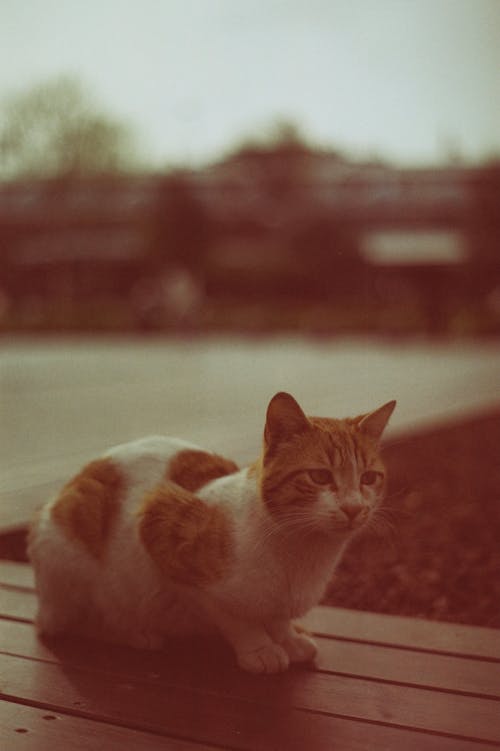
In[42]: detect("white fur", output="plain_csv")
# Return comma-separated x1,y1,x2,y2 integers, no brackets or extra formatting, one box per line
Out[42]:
29,435,356,673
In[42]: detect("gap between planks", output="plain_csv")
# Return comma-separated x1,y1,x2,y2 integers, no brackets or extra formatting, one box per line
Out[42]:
1,653,499,750
1,618,499,701
0,568,500,743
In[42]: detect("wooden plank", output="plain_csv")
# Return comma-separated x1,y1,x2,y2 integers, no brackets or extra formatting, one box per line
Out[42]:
0,700,222,751
2,565,498,704
1,586,499,699
2,570,499,709
0,561,34,590
2,616,499,701
304,606,500,660
0,588,33,622
1,627,500,744
0,652,493,751
316,636,500,699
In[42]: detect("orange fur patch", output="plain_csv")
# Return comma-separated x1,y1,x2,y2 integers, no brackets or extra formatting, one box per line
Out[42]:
246,460,261,479
138,481,233,587
51,458,124,558
168,449,238,492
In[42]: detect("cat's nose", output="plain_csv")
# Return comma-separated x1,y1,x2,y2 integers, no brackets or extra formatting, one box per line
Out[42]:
340,503,363,522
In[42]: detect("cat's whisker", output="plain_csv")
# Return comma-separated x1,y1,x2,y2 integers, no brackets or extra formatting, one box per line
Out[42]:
381,489,410,510
375,503,409,526
363,511,399,550
249,511,325,554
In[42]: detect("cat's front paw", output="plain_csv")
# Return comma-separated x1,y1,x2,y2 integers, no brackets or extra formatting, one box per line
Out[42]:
237,643,290,674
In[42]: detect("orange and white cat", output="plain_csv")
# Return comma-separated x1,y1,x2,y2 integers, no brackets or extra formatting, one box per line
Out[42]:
29,392,395,674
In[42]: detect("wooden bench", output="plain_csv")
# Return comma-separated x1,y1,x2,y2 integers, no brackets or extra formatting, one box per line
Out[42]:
1,561,499,750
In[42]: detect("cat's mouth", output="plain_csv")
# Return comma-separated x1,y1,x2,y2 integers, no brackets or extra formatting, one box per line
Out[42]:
330,511,369,534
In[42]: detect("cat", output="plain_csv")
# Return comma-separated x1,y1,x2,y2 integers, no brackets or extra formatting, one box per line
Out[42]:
28,391,396,674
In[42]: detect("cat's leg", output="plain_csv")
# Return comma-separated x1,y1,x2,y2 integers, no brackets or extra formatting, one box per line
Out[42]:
35,596,73,637
32,563,83,637
140,484,289,672
266,620,318,664
203,603,290,674
28,514,89,638
226,620,290,674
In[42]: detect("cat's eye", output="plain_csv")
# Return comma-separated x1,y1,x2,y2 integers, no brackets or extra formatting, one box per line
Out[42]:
308,469,335,486
360,470,380,486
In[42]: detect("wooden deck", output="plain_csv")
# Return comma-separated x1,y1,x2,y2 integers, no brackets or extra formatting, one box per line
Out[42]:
1,561,499,750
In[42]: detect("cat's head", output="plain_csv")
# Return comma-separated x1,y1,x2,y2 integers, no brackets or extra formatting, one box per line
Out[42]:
260,392,396,538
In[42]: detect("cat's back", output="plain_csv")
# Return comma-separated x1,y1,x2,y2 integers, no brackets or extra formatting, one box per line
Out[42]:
32,434,240,557
105,434,201,503
105,434,199,466
29,435,200,560
106,434,241,509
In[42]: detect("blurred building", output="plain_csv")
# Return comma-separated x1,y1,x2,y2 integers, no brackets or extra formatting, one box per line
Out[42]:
0,153,499,334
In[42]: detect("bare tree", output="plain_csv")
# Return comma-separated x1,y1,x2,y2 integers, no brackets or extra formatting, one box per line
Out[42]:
0,76,138,179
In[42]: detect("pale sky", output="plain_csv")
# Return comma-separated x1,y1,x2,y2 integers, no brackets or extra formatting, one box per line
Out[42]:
1,0,499,168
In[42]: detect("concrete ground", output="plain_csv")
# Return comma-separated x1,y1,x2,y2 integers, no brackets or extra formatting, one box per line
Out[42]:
1,335,499,529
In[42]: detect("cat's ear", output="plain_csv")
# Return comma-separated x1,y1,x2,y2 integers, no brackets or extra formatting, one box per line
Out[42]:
264,392,309,449
357,400,396,441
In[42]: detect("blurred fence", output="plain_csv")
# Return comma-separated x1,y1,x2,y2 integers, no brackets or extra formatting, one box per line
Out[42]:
0,155,499,336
